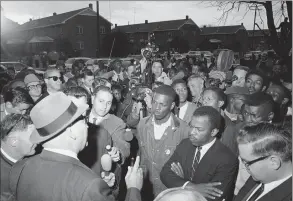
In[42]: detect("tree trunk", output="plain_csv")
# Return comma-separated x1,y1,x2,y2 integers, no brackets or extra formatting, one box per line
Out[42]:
286,1,292,24
264,1,285,57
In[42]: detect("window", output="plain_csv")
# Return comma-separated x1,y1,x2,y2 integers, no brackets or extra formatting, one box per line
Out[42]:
76,26,83,34
60,27,63,34
100,26,106,34
192,31,197,36
181,31,185,36
168,32,174,37
77,41,84,50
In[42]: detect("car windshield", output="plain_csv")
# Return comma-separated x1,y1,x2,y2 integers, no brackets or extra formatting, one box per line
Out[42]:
65,58,75,64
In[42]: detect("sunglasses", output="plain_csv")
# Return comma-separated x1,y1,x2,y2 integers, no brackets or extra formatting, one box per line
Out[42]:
48,76,62,81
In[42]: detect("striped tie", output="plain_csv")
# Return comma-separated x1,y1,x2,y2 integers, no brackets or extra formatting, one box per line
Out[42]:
190,146,202,180
248,183,264,201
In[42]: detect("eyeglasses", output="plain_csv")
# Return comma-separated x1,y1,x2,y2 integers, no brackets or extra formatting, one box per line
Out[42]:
28,84,42,90
48,76,62,81
241,155,270,169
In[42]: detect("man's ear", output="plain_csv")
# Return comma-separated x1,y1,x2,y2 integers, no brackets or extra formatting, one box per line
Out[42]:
282,98,289,105
211,128,219,137
5,102,13,109
171,102,175,111
7,136,18,147
268,111,274,122
218,100,224,108
269,155,281,170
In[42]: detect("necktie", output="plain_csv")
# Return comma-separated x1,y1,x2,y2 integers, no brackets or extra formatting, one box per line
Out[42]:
177,107,180,118
248,183,264,201
190,146,202,180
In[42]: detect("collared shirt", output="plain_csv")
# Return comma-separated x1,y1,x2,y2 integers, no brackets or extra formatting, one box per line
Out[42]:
183,138,216,188
1,148,17,163
153,115,172,140
179,102,189,120
83,85,93,94
88,110,108,125
44,148,79,160
246,174,292,201
224,109,238,122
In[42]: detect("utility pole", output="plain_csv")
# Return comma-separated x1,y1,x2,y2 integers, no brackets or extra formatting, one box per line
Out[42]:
96,1,100,58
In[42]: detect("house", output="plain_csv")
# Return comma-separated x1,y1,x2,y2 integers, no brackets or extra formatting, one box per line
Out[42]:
199,24,249,55
112,16,201,54
247,29,270,51
4,4,112,57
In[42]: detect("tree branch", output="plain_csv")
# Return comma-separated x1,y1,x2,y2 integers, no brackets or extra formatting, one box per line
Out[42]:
239,1,265,6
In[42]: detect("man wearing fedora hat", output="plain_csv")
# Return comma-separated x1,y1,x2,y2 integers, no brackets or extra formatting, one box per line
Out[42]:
9,92,116,201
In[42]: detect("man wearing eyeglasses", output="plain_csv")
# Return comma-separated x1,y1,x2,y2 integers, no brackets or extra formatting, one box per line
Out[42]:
234,123,292,201
233,92,275,196
24,74,43,102
36,67,63,103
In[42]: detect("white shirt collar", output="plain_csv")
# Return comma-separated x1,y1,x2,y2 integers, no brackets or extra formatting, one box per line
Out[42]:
1,148,17,163
152,115,172,140
179,102,189,120
44,148,79,160
224,109,238,121
198,138,216,161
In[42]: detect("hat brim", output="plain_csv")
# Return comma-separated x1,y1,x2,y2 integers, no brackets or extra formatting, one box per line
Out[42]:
30,104,88,144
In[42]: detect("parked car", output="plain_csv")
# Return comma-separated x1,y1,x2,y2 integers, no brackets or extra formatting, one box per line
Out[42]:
85,58,111,70
0,62,30,73
64,57,91,69
187,51,201,57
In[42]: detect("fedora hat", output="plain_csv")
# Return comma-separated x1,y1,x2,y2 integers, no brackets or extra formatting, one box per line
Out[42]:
30,92,89,143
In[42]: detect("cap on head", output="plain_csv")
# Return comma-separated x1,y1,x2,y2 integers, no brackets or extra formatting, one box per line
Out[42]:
24,74,40,85
225,86,250,95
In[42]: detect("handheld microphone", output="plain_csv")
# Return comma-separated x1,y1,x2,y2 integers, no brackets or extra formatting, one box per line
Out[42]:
101,153,112,176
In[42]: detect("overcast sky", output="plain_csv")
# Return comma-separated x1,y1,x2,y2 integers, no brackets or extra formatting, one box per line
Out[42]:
1,1,285,30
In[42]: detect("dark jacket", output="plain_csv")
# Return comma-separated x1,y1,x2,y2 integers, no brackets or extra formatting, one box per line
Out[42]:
9,150,115,201
0,151,14,196
35,91,49,104
137,114,190,198
234,176,292,201
160,138,239,201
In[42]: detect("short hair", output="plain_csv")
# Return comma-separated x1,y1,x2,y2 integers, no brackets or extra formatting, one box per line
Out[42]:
63,86,90,102
44,67,60,79
152,81,164,88
187,74,204,83
203,87,226,104
3,87,34,106
245,70,269,89
64,77,79,89
153,85,177,102
82,69,94,79
193,106,222,130
112,84,122,92
237,123,292,162
93,85,113,97
269,81,290,100
0,113,33,140
171,79,186,88
234,65,250,72
245,92,275,111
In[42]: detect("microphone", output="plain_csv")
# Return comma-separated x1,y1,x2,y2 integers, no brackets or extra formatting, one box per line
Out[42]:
101,153,112,176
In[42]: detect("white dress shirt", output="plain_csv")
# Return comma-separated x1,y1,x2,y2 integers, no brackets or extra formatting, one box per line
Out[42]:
246,174,292,201
179,102,189,120
153,116,172,140
183,138,216,188
1,148,17,163
44,148,79,160
88,111,106,125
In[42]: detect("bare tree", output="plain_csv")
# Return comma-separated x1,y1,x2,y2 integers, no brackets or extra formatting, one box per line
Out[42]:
201,1,292,58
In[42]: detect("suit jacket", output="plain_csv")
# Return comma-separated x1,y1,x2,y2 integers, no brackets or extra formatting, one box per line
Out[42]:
175,102,198,124
0,151,14,196
234,176,292,201
160,139,239,201
35,91,49,104
9,150,115,201
137,114,190,198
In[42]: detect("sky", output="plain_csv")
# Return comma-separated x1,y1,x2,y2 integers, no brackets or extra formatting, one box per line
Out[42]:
0,1,286,30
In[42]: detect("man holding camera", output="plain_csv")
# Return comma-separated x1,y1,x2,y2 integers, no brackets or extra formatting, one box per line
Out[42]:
136,85,190,200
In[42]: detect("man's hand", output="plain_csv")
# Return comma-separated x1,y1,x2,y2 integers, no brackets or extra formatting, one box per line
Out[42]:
171,162,184,178
108,147,120,162
101,172,116,187
125,156,143,191
143,92,152,110
186,182,223,200
132,102,143,116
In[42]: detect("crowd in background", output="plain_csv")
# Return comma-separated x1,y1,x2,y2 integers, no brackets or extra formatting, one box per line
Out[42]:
0,49,292,201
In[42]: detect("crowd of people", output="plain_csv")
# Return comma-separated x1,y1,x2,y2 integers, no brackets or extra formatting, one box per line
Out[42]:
0,48,292,201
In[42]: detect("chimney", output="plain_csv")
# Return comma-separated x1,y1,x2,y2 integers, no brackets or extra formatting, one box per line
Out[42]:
241,23,243,26
186,15,189,20
53,12,57,16
29,18,32,21
145,20,148,24
203,25,206,28
115,24,117,28
89,3,93,9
